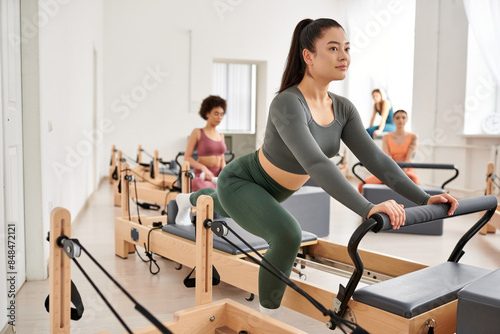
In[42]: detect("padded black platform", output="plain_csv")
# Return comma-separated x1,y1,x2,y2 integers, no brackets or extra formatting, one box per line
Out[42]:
352,262,491,318
457,268,500,334
162,217,317,256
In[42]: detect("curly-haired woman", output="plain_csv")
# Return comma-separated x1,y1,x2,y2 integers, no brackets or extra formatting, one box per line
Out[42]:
183,95,227,191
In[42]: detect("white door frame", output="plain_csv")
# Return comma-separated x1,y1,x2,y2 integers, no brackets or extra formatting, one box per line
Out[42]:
20,0,46,281
1,0,26,328
0,1,8,327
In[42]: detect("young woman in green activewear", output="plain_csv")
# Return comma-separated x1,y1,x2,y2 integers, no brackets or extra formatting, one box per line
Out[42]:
176,18,458,314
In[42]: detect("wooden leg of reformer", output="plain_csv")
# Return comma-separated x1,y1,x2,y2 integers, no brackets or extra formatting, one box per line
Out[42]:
182,161,191,193
121,163,130,215
480,162,497,235
480,222,497,235
114,151,123,206
49,208,72,334
137,145,142,165
109,145,116,184
153,150,159,181
115,238,135,259
115,163,135,258
195,195,213,306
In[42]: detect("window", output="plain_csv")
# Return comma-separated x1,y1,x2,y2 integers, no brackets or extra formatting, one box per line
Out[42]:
212,62,256,134
463,0,500,135
464,27,500,135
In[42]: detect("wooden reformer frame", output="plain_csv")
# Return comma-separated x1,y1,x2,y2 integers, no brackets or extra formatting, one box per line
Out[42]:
480,161,500,235
50,198,307,333
112,148,181,207
115,163,488,333
110,145,151,184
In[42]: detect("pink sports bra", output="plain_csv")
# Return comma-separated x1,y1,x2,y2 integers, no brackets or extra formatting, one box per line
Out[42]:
196,129,226,157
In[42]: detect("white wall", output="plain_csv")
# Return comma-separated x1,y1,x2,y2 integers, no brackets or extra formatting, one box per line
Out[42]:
412,0,497,195
22,0,104,279
344,0,416,129
464,29,498,135
102,0,347,171
40,0,104,211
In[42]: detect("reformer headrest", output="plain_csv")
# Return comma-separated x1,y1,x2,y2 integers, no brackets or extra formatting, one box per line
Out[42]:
370,195,497,232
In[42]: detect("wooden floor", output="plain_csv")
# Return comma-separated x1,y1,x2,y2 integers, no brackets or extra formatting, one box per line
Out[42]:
15,179,500,334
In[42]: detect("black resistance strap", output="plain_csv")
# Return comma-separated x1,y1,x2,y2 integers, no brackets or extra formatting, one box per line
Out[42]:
44,280,84,321
207,219,369,333
46,235,172,334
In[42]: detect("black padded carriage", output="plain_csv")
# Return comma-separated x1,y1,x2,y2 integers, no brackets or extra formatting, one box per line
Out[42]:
163,200,317,256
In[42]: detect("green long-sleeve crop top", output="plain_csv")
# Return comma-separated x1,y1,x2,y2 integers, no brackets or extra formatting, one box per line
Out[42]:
262,85,431,219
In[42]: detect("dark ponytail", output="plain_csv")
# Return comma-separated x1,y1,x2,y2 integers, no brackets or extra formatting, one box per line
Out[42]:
279,18,344,94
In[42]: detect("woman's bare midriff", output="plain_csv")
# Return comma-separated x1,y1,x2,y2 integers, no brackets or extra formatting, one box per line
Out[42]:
258,148,309,191
197,155,223,168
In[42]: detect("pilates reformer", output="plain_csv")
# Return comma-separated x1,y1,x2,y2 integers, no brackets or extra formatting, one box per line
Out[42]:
112,147,183,208
49,197,318,333
116,158,500,332
112,147,234,209
109,145,170,184
109,144,235,186
202,195,498,333
480,161,500,235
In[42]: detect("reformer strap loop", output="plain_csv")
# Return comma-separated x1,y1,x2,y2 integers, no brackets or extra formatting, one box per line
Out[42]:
111,166,118,180
183,266,221,288
44,280,84,321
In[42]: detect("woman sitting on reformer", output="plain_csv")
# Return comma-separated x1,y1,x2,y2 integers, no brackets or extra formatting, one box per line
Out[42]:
184,95,227,192
358,109,420,193
175,18,458,315
366,88,395,138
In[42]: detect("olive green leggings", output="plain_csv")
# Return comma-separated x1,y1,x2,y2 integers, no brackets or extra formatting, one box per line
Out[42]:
189,151,302,309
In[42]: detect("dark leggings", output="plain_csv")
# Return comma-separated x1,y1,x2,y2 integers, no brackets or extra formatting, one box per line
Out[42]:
189,151,302,309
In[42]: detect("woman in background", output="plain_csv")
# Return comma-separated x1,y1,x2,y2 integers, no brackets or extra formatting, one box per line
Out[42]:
184,95,227,192
366,88,395,138
359,109,420,193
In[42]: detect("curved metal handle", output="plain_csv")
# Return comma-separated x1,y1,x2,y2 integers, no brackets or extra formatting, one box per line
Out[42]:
225,150,235,163
335,195,497,319
352,161,459,188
